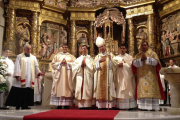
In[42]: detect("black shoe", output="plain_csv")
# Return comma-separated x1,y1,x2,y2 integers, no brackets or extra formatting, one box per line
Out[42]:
0,107,9,110
64,106,69,109
140,109,148,111
98,108,108,110
16,106,20,110
57,106,62,109
21,107,31,110
128,108,135,111
150,109,155,111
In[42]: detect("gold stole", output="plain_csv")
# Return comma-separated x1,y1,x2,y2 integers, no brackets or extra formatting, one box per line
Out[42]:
98,56,107,101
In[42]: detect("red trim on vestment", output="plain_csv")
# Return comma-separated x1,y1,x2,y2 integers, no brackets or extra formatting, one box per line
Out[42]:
21,79,25,83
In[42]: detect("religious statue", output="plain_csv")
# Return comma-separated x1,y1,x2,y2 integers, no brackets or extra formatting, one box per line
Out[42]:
77,33,88,56
16,22,30,53
39,33,53,59
161,30,170,56
136,28,147,51
60,27,67,44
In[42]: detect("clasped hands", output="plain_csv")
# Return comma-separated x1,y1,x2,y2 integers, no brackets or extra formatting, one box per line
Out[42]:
81,58,86,67
119,59,126,67
61,58,67,65
141,52,147,61
99,55,111,63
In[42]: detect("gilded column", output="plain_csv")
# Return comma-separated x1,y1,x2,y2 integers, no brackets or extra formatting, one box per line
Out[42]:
70,20,76,57
37,17,41,56
122,22,126,44
128,18,134,57
4,8,16,54
147,13,155,50
31,12,38,55
89,21,94,57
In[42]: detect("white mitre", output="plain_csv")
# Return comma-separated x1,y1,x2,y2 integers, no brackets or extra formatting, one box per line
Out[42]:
96,37,105,47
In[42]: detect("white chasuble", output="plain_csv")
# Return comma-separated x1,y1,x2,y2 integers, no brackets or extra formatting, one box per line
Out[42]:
94,52,116,108
51,52,76,98
1,56,14,91
113,53,134,99
72,55,94,107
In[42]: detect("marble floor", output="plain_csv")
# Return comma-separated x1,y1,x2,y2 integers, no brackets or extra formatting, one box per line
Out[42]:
0,106,180,120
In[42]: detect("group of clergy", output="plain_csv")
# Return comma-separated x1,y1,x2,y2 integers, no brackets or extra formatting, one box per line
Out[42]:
49,36,165,111
1,36,165,111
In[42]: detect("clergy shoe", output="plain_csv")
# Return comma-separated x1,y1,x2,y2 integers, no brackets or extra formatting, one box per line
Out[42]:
140,109,148,111
57,106,62,109
64,106,69,109
128,108,135,111
16,106,20,110
22,107,31,110
150,109,155,111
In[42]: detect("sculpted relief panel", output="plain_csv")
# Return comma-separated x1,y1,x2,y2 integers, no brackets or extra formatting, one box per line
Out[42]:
39,23,67,59
161,11,180,57
44,0,67,10
70,0,146,7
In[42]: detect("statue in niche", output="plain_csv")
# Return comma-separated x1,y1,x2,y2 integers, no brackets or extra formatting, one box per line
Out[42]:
77,33,88,55
16,22,30,53
39,33,53,58
60,27,67,44
161,30,170,56
136,28,147,51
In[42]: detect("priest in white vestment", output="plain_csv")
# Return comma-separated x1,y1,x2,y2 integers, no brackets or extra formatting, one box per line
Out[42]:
1,48,14,92
132,41,165,111
113,44,137,110
72,44,94,109
94,37,116,109
50,44,76,109
5,44,44,110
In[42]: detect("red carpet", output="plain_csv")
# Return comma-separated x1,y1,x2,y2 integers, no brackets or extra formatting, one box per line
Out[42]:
23,110,120,120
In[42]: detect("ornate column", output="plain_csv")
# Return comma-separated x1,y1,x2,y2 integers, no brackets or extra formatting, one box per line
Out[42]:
128,18,134,57
70,20,76,57
89,21,94,57
147,13,155,50
37,18,41,56
122,22,126,44
31,12,38,55
4,8,16,54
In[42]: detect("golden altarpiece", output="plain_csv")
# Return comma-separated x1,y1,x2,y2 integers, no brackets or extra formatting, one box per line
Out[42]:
3,0,180,72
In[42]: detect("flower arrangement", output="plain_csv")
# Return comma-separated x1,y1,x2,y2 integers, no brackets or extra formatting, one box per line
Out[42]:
0,57,7,91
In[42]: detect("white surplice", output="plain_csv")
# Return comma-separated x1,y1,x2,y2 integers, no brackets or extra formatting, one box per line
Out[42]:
94,51,116,109
72,54,94,108
114,53,137,109
133,57,160,110
1,56,14,91
13,54,40,88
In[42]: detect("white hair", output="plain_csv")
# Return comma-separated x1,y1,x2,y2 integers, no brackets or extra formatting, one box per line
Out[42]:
23,44,31,49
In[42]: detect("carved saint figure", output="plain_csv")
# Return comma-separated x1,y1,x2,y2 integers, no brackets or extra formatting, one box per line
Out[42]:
136,29,147,51
16,22,30,53
78,33,88,55
161,31,170,56
60,27,67,44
